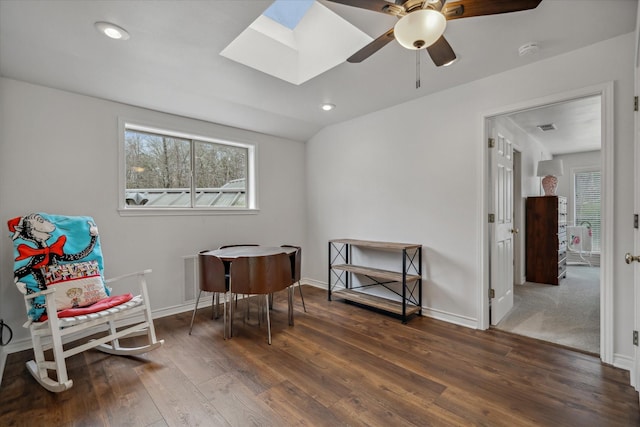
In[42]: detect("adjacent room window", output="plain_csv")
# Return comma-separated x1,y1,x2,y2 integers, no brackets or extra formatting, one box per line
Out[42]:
122,123,255,211
574,169,601,252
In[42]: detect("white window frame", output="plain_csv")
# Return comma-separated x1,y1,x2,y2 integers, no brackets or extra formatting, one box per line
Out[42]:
118,118,257,216
571,165,601,253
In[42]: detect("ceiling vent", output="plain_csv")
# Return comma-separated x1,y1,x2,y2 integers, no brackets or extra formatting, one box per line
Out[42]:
537,123,557,131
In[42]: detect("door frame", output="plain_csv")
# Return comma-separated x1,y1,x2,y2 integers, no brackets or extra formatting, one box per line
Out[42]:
513,149,524,286
632,4,640,391
480,82,614,363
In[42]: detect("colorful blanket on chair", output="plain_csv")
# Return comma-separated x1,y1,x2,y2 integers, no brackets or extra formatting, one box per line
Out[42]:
8,213,110,321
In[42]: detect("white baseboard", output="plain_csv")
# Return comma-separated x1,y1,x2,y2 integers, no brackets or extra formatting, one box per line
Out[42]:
613,353,633,373
420,307,479,329
301,278,325,289
314,278,479,329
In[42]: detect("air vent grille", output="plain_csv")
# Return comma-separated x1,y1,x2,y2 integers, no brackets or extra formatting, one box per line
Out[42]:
537,123,557,131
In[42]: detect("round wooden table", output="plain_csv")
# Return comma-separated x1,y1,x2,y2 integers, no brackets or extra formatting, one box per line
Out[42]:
202,246,295,261
200,246,298,336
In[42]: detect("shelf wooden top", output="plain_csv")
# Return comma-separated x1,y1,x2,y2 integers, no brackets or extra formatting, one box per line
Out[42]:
330,239,421,250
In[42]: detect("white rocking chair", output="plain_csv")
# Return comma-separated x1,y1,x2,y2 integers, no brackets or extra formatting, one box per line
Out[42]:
8,213,163,392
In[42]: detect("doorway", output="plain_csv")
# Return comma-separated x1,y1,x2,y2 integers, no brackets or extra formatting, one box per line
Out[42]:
483,83,613,362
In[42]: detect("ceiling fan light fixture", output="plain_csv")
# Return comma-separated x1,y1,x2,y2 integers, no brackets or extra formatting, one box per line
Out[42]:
393,9,446,50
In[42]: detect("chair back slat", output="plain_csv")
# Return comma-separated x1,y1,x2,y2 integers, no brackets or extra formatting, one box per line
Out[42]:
230,253,292,295
281,245,301,282
198,254,227,293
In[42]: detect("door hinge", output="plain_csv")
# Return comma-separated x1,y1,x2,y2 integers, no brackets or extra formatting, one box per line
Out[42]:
488,138,495,148
489,288,495,299
488,213,495,223
634,330,638,346
634,214,638,229
635,96,638,112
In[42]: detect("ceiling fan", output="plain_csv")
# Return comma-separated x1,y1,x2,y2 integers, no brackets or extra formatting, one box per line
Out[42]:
325,0,543,67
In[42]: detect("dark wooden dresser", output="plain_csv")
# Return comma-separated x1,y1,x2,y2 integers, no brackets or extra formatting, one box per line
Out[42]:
525,196,567,285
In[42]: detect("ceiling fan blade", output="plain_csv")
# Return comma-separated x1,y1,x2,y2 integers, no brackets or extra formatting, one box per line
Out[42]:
324,0,404,16
442,0,542,20
426,36,457,67
347,28,395,63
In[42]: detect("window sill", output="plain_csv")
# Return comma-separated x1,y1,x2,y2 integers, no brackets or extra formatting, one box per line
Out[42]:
117,207,259,217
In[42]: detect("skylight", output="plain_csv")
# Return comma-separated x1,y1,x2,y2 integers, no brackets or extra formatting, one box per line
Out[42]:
220,1,372,85
263,0,314,30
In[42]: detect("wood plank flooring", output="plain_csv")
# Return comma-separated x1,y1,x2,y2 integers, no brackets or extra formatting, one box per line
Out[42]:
1,285,638,426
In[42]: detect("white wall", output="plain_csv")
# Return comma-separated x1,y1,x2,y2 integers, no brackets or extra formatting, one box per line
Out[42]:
0,78,307,344
305,33,635,362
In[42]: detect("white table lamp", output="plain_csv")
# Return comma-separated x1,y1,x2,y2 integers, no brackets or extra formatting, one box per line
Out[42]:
537,159,564,196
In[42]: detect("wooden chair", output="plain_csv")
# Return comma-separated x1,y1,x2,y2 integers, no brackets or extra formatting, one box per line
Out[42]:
281,244,306,312
217,245,259,307
228,253,293,344
8,212,163,392
189,252,228,338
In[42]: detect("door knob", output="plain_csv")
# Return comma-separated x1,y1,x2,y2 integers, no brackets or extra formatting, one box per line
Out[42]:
510,228,519,234
625,253,640,264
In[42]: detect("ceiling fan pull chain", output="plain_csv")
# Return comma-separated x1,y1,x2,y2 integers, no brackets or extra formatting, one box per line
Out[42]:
416,50,421,89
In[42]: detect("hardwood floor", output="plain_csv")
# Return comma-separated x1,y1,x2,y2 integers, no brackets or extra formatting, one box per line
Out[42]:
1,285,638,426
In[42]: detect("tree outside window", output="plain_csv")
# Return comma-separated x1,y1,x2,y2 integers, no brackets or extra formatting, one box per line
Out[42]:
124,126,252,209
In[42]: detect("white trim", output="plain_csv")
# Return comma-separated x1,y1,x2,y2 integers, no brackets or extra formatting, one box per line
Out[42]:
117,208,260,217
633,6,640,389
419,308,479,329
601,81,614,364
614,353,635,373
308,280,479,328
481,82,614,365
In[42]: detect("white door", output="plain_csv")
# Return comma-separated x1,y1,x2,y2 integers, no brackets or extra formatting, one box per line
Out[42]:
632,27,640,392
490,128,515,325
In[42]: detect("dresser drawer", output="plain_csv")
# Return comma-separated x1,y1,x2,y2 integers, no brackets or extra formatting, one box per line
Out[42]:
558,248,567,262
558,258,567,279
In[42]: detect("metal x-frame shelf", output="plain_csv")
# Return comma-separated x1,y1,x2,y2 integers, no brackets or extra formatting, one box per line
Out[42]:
328,239,423,323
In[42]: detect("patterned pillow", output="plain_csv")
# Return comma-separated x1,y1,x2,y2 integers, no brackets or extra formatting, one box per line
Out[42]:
40,261,109,310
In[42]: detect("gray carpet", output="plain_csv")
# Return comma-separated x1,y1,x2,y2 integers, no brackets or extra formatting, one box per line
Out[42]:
495,266,600,354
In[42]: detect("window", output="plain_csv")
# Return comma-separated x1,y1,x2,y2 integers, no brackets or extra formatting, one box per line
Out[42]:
574,169,601,252
121,123,255,211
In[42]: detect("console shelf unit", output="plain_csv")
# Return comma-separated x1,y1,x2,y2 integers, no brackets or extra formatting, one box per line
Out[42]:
328,239,422,323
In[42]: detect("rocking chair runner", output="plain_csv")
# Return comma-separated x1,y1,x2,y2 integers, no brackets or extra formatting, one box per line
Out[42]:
8,212,163,392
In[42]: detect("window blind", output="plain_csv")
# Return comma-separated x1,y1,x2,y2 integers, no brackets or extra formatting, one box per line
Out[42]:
574,170,601,252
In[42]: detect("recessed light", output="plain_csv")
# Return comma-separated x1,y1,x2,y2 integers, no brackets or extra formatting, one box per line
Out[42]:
95,21,130,40
321,103,335,111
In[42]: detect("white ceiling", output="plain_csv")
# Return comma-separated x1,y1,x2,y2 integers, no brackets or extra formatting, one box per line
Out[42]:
505,95,602,156
0,0,637,148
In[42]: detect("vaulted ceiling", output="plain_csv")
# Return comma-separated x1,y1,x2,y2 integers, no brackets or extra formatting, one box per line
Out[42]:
0,0,636,148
